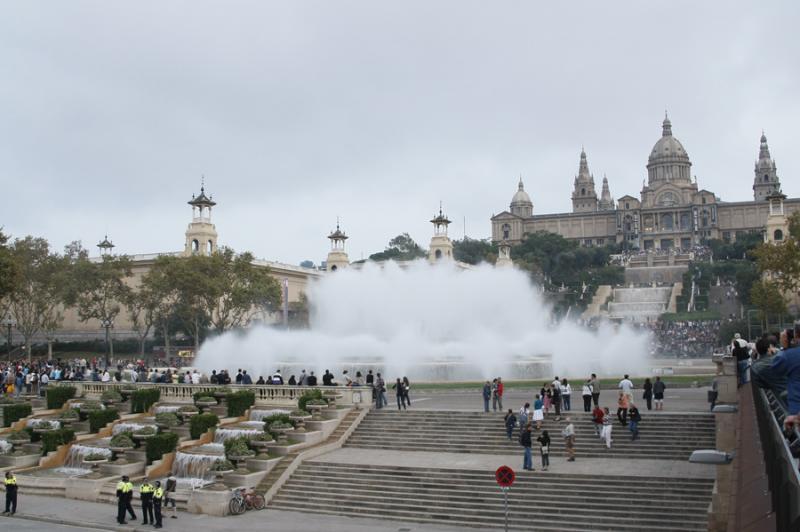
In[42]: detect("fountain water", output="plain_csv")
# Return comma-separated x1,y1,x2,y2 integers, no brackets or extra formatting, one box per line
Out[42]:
249,409,290,421
56,445,112,476
238,421,266,428
172,451,224,487
27,419,61,429
0,440,12,454
213,428,262,443
196,261,649,380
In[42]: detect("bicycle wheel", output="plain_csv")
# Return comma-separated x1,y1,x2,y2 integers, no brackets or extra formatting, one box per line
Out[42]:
251,494,265,510
229,497,246,515
244,496,254,511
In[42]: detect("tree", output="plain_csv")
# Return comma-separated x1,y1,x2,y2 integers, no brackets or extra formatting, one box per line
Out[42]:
65,254,133,364
754,211,800,298
369,233,427,261
6,237,69,362
126,284,158,357
141,255,182,359
299,260,315,269
452,237,496,265
0,230,21,304
750,279,788,329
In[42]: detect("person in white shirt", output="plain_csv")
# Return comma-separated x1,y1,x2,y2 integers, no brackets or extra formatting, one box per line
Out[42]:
618,374,634,402
581,381,593,412
101,370,111,382
560,378,572,411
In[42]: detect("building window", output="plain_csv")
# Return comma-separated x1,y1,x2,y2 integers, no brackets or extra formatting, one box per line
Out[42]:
435,249,443,259
765,174,769,182
331,265,338,271
625,202,630,209
502,223,510,240
774,229,784,241
581,188,586,196
661,213,674,230
722,232,731,243
702,197,706,204
596,238,604,245
191,239,199,253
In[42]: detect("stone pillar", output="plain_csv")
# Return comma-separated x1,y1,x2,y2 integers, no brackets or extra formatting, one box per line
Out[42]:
708,354,738,531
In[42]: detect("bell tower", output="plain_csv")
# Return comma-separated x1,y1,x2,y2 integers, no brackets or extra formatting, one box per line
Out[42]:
428,204,454,262
184,180,218,256
326,219,350,271
571,149,599,213
753,132,781,201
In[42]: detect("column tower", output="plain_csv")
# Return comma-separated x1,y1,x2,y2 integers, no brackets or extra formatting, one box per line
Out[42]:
184,181,218,256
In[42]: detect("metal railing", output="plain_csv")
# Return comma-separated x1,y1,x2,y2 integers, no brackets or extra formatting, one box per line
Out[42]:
752,385,800,530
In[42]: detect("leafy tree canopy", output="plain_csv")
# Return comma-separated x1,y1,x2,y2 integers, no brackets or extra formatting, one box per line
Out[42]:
369,233,427,262
452,237,496,265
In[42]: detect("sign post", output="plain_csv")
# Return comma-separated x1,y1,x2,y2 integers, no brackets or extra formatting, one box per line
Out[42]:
495,465,515,532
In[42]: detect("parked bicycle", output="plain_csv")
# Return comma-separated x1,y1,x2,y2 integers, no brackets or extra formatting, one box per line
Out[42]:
229,487,265,515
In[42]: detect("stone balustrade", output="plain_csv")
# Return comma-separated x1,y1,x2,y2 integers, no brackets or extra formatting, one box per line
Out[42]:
54,382,369,408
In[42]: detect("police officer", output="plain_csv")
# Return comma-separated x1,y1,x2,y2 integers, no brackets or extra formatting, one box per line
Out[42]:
115,475,137,524
153,480,164,529
4,471,18,515
140,477,154,525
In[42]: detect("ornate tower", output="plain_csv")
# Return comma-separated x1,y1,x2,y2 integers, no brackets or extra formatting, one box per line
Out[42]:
572,148,598,213
97,235,115,256
753,132,781,201
510,178,533,217
428,204,454,262
326,219,350,271
598,175,615,211
764,191,789,243
184,182,218,256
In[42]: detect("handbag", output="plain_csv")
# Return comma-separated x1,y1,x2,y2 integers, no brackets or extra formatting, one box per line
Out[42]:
541,445,549,454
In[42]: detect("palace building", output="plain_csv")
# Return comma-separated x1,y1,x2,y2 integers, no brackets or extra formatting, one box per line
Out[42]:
491,116,798,250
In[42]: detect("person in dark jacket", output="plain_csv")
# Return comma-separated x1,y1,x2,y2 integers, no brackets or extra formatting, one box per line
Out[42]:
653,376,666,410
504,409,517,440
628,405,642,440
536,430,551,470
392,378,407,410
521,425,534,471
482,381,491,413
307,372,318,386
322,370,333,386
642,378,653,410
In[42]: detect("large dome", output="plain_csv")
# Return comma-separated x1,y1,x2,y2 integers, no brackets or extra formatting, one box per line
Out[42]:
646,116,692,184
510,179,533,217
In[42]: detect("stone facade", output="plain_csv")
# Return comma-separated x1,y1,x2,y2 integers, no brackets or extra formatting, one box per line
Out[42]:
492,116,798,249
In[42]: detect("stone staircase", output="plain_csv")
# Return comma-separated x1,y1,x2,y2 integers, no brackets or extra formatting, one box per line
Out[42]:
344,410,714,460
271,462,712,531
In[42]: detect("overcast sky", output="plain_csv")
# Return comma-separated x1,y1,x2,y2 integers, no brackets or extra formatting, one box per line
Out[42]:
1,1,798,265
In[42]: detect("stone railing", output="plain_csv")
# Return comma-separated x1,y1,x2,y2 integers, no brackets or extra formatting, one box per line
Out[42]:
54,381,369,408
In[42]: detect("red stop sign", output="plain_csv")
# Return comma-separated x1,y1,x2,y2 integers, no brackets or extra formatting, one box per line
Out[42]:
495,465,515,487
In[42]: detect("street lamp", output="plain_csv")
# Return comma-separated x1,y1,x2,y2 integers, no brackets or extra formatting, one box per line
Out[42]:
1,316,15,361
101,318,114,368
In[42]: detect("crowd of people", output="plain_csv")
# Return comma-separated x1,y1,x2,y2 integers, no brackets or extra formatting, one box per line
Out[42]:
503,374,661,471
643,319,723,358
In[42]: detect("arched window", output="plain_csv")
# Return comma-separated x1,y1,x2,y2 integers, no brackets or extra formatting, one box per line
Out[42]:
625,202,630,209
581,188,586,196
331,265,338,271
764,174,770,182
701,197,706,204
661,213,674,230
435,249,443,259
207,240,213,253
774,229,784,241
192,239,199,253
502,224,510,240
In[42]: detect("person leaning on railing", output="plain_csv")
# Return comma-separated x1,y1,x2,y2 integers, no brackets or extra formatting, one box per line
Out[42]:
766,322,800,429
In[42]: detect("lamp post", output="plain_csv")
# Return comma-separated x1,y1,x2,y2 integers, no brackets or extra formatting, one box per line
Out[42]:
101,317,113,368
1,316,15,361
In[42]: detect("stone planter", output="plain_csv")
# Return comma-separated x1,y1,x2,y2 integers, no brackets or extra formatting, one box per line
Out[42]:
109,446,133,462
307,404,325,421
226,454,255,471
82,458,109,472
195,400,217,412
271,427,294,445
290,414,312,433
249,440,273,457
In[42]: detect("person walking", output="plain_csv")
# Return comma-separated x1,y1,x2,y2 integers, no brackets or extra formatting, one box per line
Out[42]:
542,384,552,414
628,404,642,441
140,477,154,525
165,476,178,519
482,381,491,413
592,404,605,437
403,376,412,406
562,418,576,462
493,378,504,411
116,475,136,524
582,380,593,412
521,424,534,471
590,374,600,407
653,376,666,410
601,407,613,449
618,374,634,403
375,373,388,409
504,409,517,440
551,377,562,420
518,403,530,435
152,481,164,529
536,430,551,471
3,471,17,515
532,395,544,431
642,378,653,411
393,378,407,410
561,378,572,411
617,392,629,426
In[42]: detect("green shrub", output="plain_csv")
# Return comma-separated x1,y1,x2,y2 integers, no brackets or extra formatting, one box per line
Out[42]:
226,390,255,418
210,458,234,471
101,388,123,403
77,401,105,420
130,388,161,414
88,408,120,433
298,389,326,412
58,409,79,421
193,389,225,402
46,386,77,410
224,436,255,457
2,403,33,427
155,412,180,427
193,395,217,405
109,433,135,448
41,428,75,455
145,431,179,465
189,412,219,439
263,413,293,428
133,426,157,436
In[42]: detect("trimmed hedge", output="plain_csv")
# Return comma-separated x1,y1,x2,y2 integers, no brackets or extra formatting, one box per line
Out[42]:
41,428,76,455
226,390,255,418
145,432,179,465
88,408,120,433
298,389,325,412
46,386,77,410
130,388,161,414
189,412,219,440
2,403,33,427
